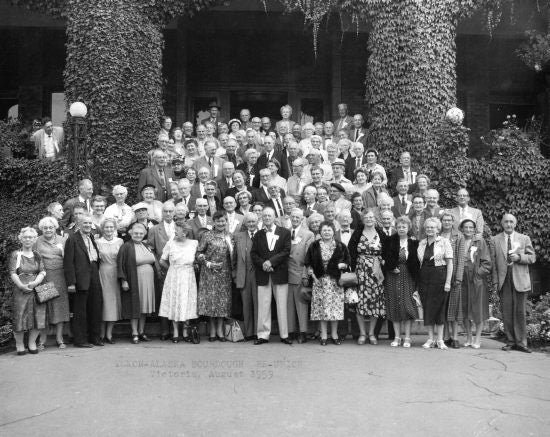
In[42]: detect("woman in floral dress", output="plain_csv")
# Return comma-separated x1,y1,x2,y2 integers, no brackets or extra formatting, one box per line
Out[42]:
304,221,350,345
196,211,234,341
349,210,387,345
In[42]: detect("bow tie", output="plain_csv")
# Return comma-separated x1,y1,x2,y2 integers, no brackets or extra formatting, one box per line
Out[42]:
264,227,274,233
341,230,350,234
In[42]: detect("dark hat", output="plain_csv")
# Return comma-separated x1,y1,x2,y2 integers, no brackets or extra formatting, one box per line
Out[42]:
330,183,346,193
172,158,183,165
459,218,476,230
140,184,156,193
208,100,221,110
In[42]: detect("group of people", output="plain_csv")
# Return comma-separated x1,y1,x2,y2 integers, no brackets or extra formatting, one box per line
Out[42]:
11,102,537,355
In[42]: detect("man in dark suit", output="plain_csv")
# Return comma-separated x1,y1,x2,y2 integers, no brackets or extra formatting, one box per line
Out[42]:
188,198,213,241
391,179,412,218
350,114,368,146
250,207,292,345
492,214,536,353
345,142,367,182
147,201,175,340
176,179,197,214
199,101,225,134
252,169,286,204
255,135,289,180
63,212,103,347
216,161,236,199
193,140,226,179
61,178,94,227
389,151,420,193
232,212,260,340
265,185,286,218
138,149,174,202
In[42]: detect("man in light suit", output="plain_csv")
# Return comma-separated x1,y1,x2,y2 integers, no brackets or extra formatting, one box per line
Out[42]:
333,103,353,134
233,212,260,341
223,196,244,234
31,117,64,160
137,149,174,202
147,201,176,340
177,179,197,215
193,140,226,179
63,212,103,347
492,214,536,353
449,188,485,238
286,158,311,204
250,207,292,345
188,198,213,241
287,208,314,344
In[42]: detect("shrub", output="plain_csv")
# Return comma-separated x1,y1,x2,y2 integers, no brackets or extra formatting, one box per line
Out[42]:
526,293,550,347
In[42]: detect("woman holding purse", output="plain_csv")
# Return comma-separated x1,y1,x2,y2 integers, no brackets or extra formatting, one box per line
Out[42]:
304,221,350,345
9,227,47,355
381,216,419,348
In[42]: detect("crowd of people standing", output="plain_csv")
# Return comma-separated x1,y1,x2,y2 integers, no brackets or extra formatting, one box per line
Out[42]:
10,102,537,355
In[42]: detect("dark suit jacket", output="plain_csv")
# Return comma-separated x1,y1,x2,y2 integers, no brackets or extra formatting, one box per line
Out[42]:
148,222,171,261
188,215,213,242
345,152,368,182
255,150,289,181
137,166,175,202
381,234,420,279
350,127,368,145
252,186,286,205
265,198,285,217
233,231,256,289
392,194,412,218
190,181,221,202
202,195,222,216
302,202,325,218
225,186,251,201
305,240,350,282
63,231,100,290
250,226,291,285
389,166,420,193
61,196,91,228
361,187,389,209
216,176,234,199
177,194,198,212
236,162,260,187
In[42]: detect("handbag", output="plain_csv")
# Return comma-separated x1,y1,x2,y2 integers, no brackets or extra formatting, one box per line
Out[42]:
344,287,359,305
339,271,358,288
34,282,60,304
298,285,312,303
412,290,423,320
190,325,200,344
224,319,245,342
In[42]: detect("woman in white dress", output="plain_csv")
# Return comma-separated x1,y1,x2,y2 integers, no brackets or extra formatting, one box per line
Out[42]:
159,222,198,343
96,217,123,344
104,185,134,240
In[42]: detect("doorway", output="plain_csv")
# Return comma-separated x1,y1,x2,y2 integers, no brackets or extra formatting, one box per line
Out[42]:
229,91,288,122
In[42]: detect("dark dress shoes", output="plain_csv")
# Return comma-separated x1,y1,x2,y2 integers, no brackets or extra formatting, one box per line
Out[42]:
217,336,227,342
501,344,513,351
513,345,532,353
16,350,27,356
138,334,151,342
92,340,105,347
297,333,307,344
159,333,170,341
451,340,460,349
28,349,39,354
444,339,453,347
208,336,217,342
105,338,115,345
75,343,93,348
254,338,269,345
280,337,293,345
244,336,255,342
331,338,342,345
319,338,327,346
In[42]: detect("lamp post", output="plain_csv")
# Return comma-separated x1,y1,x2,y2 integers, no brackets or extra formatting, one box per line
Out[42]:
69,101,88,183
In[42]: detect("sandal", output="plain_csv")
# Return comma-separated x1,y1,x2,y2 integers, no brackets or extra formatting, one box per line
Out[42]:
369,335,378,345
403,338,411,348
357,335,367,345
37,343,45,351
390,337,401,347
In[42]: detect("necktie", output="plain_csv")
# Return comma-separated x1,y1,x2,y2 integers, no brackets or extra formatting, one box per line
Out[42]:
355,129,360,141
401,196,406,209
228,178,233,188
276,199,283,217
507,235,512,263
292,229,296,240
356,157,361,168
158,168,166,189
249,231,255,239
404,169,409,183
209,157,213,167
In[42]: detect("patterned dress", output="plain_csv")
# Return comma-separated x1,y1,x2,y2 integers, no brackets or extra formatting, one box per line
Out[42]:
9,251,48,331
356,233,386,318
196,230,233,317
34,235,70,324
135,243,156,314
384,245,418,322
96,237,123,321
159,238,198,322
310,240,344,321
